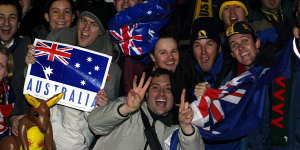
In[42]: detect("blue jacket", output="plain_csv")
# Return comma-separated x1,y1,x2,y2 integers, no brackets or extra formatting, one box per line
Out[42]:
245,38,300,150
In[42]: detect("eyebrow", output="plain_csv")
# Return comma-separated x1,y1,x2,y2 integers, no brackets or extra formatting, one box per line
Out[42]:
230,35,248,44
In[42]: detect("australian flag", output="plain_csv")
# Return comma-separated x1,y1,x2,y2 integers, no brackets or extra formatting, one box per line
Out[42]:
24,39,112,111
108,0,175,56
166,38,294,150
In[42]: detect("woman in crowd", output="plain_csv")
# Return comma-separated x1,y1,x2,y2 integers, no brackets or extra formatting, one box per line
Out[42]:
31,0,75,40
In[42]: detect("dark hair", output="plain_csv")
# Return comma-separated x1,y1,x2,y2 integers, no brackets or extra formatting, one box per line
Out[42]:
0,45,13,81
144,68,174,95
0,0,22,21
149,68,173,79
294,0,300,28
44,0,75,14
150,28,178,55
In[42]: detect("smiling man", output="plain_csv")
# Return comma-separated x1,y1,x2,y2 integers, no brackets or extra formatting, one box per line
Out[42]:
88,68,204,150
40,3,122,150
0,0,32,138
183,17,232,103
226,21,260,70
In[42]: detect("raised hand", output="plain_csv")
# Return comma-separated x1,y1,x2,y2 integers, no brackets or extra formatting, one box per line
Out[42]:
25,45,36,65
194,82,209,99
179,89,194,135
95,90,108,107
120,72,152,115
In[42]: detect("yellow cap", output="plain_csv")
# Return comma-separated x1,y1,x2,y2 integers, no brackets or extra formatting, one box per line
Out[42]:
219,1,248,20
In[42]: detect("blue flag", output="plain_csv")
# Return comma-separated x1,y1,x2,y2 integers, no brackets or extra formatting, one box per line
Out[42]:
108,0,175,56
23,39,112,112
168,38,293,150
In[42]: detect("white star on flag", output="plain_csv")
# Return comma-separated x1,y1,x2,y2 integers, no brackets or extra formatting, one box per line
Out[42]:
87,57,92,62
94,66,99,71
44,66,53,78
75,63,80,68
80,80,86,86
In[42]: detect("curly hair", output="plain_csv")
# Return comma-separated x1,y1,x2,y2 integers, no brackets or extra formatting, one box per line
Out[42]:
0,46,14,81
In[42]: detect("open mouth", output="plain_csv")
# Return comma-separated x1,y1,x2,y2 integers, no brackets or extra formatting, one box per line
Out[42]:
165,61,175,65
230,17,239,24
0,29,11,35
56,21,66,26
155,99,167,106
241,51,249,57
80,32,89,40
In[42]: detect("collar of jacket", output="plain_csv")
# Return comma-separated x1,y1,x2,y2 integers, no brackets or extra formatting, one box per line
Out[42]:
194,51,224,88
145,106,176,127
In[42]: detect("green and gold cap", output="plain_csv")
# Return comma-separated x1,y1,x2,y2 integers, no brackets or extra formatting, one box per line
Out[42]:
225,21,256,39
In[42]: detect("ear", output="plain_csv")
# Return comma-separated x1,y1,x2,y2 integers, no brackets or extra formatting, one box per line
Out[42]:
149,53,155,62
217,45,221,53
255,38,261,52
293,27,300,38
44,13,50,22
25,94,40,108
47,93,64,107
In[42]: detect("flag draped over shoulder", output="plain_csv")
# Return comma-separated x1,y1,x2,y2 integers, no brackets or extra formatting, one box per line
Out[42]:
108,0,175,56
166,38,293,149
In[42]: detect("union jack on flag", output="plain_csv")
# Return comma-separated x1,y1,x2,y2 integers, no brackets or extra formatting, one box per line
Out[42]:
167,38,294,150
34,41,72,65
191,71,250,127
166,67,269,149
108,0,175,56
24,39,112,112
110,24,143,55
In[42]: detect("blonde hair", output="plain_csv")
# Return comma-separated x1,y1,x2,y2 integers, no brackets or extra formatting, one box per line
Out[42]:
0,46,14,81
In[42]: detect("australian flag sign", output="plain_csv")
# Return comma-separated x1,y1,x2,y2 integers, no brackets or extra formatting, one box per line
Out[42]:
23,39,112,112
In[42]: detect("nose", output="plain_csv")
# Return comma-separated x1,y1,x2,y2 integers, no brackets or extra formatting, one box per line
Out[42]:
229,7,236,16
58,12,65,19
168,53,174,59
200,46,207,56
83,23,90,31
159,88,167,98
4,17,9,26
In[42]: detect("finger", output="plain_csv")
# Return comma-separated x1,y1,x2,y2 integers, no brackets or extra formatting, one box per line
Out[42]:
138,72,145,88
102,90,107,97
12,127,18,136
132,75,138,89
184,101,189,110
179,89,186,112
142,76,152,91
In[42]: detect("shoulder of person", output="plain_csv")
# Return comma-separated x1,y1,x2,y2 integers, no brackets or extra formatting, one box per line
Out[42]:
249,19,273,31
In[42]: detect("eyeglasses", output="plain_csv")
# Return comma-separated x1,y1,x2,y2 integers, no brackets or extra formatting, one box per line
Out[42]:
79,17,98,29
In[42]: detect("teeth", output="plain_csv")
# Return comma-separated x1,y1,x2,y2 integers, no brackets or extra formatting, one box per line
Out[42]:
156,99,167,102
241,52,249,57
82,32,89,36
57,22,65,25
166,62,174,65
201,58,208,62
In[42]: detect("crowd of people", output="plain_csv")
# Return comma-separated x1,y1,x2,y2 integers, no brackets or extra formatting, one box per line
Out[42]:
0,0,299,150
